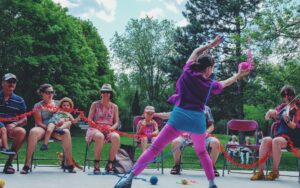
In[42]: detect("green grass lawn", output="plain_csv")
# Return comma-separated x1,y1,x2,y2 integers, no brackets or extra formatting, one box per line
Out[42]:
1,131,298,171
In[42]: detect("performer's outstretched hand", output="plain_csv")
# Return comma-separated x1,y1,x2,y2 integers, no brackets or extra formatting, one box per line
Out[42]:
210,35,224,48
237,65,250,80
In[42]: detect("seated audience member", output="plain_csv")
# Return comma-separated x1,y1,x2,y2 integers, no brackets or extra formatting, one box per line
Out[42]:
85,84,120,174
21,84,75,174
0,73,27,174
40,97,80,150
240,136,252,164
136,106,159,153
227,135,239,157
251,85,300,180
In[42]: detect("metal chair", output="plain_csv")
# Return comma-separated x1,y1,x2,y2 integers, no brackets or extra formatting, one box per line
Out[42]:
132,116,165,174
82,120,122,172
30,138,65,171
222,119,259,176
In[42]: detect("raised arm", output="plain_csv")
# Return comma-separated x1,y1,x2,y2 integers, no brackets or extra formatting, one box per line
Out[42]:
219,67,250,89
188,35,224,63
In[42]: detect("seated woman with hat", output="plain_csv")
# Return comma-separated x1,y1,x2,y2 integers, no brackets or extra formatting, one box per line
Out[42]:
85,83,120,174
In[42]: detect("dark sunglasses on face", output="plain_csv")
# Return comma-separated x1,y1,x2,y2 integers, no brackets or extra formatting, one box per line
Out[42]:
101,91,111,94
7,79,17,84
44,90,55,95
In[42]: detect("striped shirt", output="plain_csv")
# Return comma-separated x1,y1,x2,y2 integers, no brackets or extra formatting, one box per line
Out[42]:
0,90,27,127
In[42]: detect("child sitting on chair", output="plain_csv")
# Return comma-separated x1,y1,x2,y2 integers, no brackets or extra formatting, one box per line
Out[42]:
136,106,159,153
227,135,239,157
40,97,80,150
240,136,252,164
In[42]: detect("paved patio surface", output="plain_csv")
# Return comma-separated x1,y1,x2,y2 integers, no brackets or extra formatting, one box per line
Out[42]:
0,165,299,188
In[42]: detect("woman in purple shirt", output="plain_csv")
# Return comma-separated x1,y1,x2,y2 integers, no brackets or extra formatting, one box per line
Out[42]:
114,35,250,188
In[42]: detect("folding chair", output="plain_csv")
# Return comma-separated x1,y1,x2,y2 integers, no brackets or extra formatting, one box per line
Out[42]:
30,138,65,172
132,116,165,174
222,119,259,176
83,120,122,172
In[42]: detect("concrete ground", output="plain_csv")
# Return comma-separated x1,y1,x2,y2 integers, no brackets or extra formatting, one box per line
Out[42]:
0,165,299,188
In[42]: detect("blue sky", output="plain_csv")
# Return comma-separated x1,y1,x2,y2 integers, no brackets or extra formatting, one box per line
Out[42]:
52,0,188,48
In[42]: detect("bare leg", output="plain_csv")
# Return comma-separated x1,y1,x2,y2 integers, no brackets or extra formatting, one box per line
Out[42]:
171,137,183,165
53,129,73,166
108,132,120,168
140,137,147,153
257,136,272,171
271,136,287,171
44,123,55,145
208,138,220,165
0,127,9,149
24,127,45,166
93,131,105,162
6,127,26,165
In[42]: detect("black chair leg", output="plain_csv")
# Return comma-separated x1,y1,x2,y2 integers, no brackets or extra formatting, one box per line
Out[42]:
83,143,89,172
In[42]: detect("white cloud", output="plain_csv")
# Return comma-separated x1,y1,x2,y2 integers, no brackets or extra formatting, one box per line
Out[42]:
139,8,164,19
176,0,186,5
52,0,79,8
136,0,152,2
94,0,117,22
176,18,189,27
164,2,179,14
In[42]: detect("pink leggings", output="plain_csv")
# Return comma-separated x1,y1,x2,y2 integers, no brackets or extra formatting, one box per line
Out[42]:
132,124,214,180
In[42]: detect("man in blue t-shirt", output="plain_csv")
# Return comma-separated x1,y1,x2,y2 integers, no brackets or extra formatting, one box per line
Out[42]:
0,73,27,174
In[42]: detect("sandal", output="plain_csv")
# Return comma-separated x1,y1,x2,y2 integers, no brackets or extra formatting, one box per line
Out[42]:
170,164,181,175
3,164,15,174
20,165,30,174
94,160,101,174
64,165,76,173
213,166,220,177
105,160,116,174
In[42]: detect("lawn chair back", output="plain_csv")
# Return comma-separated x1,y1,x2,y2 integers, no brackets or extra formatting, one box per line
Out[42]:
222,119,259,176
227,120,258,132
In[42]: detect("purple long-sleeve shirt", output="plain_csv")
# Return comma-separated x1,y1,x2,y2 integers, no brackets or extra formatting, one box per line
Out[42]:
168,61,223,111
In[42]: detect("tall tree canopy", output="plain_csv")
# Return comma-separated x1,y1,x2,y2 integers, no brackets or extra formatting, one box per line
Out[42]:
253,0,300,60
110,17,177,111
0,0,113,111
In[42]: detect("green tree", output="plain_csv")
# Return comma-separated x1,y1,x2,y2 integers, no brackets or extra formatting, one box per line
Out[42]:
110,17,177,111
131,90,141,116
0,0,113,113
253,0,300,60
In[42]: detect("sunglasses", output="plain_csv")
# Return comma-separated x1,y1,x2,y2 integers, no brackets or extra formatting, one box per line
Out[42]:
101,91,111,94
7,79,17,84
44,90,55,95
